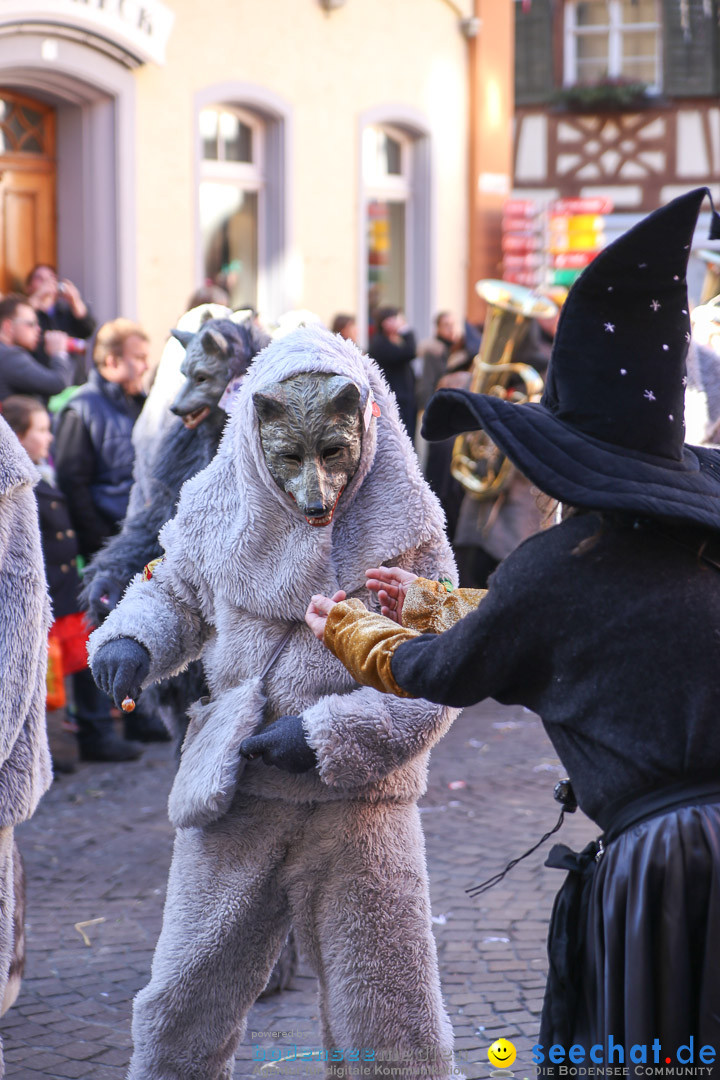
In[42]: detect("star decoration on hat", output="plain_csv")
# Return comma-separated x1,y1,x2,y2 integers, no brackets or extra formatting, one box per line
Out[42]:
605,322,615,333
644,390,656,401
651,300,661,311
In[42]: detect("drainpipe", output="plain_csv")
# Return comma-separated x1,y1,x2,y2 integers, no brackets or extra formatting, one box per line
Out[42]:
465,0,515,323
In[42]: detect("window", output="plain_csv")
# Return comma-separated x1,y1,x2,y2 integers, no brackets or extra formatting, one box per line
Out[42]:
0,93,53,156
363,125,412,329
199,105,263,309
564,0,661,90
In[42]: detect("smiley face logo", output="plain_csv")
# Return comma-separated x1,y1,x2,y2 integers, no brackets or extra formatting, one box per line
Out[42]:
488,1038,517,1068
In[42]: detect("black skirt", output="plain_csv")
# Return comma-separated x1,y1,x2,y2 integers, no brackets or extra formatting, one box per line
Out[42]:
539,800,720,1077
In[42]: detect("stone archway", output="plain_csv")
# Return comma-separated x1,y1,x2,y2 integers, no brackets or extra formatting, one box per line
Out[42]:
0,33,138,323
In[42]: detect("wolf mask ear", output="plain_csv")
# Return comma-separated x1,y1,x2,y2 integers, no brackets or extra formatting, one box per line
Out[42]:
324,377,361,418
253,390,286,424
171,329,194,350
201,328,229,357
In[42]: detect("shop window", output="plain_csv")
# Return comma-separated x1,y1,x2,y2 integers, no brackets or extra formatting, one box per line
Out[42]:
363,125,412,329
199,105,262,309
564,0,662,90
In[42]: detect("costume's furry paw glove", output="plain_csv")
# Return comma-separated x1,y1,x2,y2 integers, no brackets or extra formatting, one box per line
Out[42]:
91,638,151,709
239,716,317,774
85,574,123,624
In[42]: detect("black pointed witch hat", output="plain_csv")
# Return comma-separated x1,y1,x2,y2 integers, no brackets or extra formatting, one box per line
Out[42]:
422,187,720,530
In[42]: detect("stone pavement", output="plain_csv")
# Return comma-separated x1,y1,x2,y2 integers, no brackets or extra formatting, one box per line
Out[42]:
4,699,596,1080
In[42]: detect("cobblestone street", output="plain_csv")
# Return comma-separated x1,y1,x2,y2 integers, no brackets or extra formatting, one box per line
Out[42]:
4,700,596,1080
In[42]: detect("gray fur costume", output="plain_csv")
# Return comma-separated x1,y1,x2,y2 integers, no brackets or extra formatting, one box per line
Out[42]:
0,417,53,1074
89,327,460,1080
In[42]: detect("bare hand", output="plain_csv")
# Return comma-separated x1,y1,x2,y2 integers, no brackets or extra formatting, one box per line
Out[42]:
44,329,68,357
305,590,347,641
365,566,418,624
61,279,87,318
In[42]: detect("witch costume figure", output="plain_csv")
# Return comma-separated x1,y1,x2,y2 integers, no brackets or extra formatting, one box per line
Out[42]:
307,189,720,1074
88,325,460,1080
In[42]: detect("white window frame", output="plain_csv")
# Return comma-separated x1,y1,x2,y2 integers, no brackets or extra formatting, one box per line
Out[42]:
194,84,293,321
563,0,662,92
199,104,264,188
357,108,433,349
363,124,414,335
199,104,265,309
362,124,412,199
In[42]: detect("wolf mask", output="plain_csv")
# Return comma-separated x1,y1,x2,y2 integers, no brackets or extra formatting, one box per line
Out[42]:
170,318,265,430
253,374,363,526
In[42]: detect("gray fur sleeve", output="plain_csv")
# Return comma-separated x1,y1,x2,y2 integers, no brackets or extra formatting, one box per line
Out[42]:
302,691,458,792
302,532,459,792
87,522,212,685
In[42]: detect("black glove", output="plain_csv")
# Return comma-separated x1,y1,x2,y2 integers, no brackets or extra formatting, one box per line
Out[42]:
239,715,317,774
91,638,151,709
85,574,123,624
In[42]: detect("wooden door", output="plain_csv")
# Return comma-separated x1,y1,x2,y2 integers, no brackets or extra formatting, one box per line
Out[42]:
0,90,56,295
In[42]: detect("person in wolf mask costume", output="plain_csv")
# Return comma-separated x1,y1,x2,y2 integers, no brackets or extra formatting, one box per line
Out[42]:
89,325,460,1080
83,315,266,625
82,316,267,742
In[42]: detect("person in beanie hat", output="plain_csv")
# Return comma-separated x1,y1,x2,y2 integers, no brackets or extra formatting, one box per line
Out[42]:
305,188,720,1072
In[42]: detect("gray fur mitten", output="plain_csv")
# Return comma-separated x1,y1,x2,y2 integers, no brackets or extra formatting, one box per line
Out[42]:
91,638,150,708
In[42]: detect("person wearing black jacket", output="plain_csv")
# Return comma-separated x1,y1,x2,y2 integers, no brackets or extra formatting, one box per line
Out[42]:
305,190,720,1075
26,264,95,384
53,319,149,560
0,295,73,404
368,306,417,438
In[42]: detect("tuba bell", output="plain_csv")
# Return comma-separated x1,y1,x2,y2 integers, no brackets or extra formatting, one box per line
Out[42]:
450,279,558,500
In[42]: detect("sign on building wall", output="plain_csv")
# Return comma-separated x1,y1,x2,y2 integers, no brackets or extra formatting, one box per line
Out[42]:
0,0,175,66
502,197,613,287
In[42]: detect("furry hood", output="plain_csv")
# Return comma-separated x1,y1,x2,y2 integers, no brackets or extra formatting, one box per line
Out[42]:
160,325,448,621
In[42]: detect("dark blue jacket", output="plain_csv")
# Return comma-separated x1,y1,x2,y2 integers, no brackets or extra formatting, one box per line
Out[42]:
53,369,145,557
35,476,82,619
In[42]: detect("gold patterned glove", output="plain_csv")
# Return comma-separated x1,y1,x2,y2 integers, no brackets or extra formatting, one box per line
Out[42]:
402,579,488,633
323,584,489,698
323,599,419,697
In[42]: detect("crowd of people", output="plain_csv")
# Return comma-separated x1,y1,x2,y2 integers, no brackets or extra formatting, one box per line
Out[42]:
0,270,172,761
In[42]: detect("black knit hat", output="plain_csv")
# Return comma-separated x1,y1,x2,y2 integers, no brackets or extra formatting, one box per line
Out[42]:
423,187,720,530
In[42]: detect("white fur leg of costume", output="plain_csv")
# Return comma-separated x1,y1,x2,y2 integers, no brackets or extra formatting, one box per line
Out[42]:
127,798,294,1080
127,797,453,1080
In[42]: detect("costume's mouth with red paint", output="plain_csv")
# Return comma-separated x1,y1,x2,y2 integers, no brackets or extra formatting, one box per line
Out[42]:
180,405,211,430
289,486,346,527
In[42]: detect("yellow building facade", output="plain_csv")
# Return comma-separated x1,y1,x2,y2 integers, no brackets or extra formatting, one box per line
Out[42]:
0,0,514,353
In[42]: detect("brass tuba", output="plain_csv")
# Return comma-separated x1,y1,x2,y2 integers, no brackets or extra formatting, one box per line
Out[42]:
450,279,558,499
